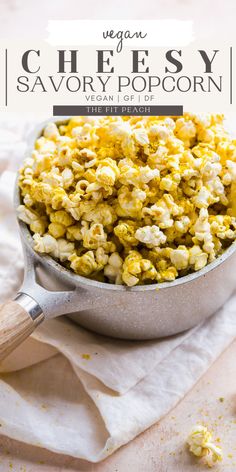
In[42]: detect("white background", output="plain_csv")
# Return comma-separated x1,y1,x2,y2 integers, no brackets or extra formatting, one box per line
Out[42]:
0,0,235,42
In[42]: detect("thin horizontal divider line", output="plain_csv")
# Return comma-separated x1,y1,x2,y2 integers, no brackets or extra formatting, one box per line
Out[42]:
53,105,183,116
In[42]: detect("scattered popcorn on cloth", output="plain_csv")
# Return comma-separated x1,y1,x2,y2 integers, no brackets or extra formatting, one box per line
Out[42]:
0,116,236,462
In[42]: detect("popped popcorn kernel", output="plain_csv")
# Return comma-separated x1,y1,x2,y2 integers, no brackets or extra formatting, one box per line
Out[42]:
18,114,236,285
187,424,223,467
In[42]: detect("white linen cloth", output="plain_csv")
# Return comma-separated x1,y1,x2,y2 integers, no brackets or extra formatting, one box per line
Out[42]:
0,117,235,462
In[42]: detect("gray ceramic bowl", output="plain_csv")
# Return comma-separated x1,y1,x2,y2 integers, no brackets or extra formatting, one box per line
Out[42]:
12,118,236,340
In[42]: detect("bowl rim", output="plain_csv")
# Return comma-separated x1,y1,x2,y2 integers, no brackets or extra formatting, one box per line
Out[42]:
15,116,236,293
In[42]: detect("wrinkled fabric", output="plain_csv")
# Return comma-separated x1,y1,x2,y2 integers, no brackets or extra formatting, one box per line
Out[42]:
0,117,235,462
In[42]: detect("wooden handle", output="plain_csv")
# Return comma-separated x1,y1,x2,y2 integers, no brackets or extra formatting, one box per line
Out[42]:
0,301,42,361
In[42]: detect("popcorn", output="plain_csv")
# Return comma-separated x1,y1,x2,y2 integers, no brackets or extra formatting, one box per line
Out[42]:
160,176,177,192
41,168,62,188
23,193,33,207
113,221,137,249
33,233,57,254
135,225,166,248
226,159,236,178
61,168,74,188
139,166,159,184
95,247,109,269
116,187,144,218
69,250,98,276
187,424,223,467
82,203,117,227
96,158,120,187
17,205,47,235
193,187,216,209
50,210,74,227
81,222,108,250
66,225,83,241
149,124,170,141
33,234,74,261
35,136,56,154
194,208,211,241
143,195,181,229
133,128,149,146
104,252,123,284
175,117,197,145
189,245,208,270
43,122,60,140
170,246,189,270
48,222,66,238
122,251,157,286
18,114,236,286
118,159,159,187
174,216,191,233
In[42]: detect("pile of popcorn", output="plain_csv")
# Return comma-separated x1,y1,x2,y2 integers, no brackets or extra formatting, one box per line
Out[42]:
18,114,236,286
187,424,223,467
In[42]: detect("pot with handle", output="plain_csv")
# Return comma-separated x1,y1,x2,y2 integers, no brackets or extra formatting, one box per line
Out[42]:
0,119,236,361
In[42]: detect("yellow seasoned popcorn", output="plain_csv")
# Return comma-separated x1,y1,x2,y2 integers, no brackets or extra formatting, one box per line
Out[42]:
18,114,236,286
187,424,223,467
